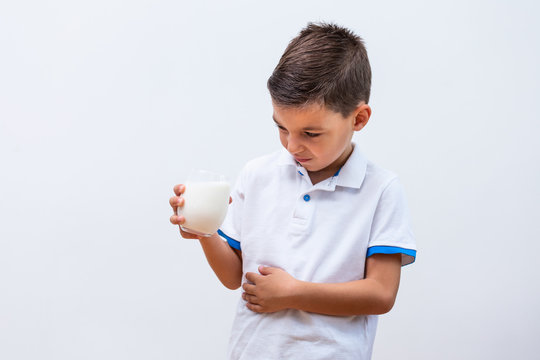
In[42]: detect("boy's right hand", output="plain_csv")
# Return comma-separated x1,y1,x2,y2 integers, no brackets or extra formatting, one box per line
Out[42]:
169,184,201,240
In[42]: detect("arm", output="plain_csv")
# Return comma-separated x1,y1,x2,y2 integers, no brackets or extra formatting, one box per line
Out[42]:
170,184,243,290
242,253,401,315
198,233,243,290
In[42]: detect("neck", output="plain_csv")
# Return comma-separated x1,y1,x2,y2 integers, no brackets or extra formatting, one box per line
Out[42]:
308,143,354,184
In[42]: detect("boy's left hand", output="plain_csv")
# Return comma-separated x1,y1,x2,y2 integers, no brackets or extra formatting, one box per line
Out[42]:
243,266,299,313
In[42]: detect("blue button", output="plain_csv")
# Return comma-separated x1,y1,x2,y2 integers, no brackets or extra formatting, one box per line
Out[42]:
303,194,311,202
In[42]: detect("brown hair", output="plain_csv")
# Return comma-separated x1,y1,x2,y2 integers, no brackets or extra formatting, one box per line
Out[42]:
267,22,371,117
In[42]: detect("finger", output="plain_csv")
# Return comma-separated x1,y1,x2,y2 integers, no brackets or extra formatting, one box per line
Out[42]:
246,302,264,313
242,282,256,295
173,184,186,196
169,196,184,208
245,272,261,284
258,266,276,275
242,292,259,304
170,214,185,225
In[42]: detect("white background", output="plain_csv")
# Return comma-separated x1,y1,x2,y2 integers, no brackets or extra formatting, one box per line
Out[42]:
1,0,539,359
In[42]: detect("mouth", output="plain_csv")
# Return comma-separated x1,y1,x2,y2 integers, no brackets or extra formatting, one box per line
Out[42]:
294,157,311,163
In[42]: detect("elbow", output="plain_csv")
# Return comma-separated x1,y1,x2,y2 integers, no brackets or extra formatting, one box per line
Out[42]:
377,294,397,315
222,275,242,290
224,281,241,290
378,302,394,315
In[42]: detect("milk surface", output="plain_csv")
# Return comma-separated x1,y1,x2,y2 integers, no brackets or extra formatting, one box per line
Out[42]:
180,181,230,236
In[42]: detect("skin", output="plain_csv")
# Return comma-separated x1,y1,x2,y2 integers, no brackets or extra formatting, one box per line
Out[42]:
169,101,403,315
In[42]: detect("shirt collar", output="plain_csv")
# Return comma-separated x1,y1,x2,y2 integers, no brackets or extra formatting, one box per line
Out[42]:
335,143,367,189
277,142,367,189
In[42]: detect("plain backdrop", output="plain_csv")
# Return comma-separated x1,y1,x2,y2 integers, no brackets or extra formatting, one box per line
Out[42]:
1,0,539,359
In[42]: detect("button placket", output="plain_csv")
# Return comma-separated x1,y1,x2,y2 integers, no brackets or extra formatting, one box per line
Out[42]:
291,166,315,224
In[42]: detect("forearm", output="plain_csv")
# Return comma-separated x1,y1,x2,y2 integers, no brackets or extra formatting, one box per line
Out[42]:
290,278,397,316
198,233,243,290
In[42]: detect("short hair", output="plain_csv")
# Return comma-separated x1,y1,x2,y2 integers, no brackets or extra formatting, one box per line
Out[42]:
267,22,372,117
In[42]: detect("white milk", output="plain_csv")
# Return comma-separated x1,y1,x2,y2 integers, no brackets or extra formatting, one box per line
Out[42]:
179,181,230,236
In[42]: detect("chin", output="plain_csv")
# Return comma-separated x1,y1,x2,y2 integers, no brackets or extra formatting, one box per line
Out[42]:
303,164,322,172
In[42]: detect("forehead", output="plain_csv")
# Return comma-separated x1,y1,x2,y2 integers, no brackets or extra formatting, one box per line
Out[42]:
272,103,344,129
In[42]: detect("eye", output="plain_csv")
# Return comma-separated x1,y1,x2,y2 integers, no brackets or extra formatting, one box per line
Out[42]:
275,124,287,132
305,132,321,138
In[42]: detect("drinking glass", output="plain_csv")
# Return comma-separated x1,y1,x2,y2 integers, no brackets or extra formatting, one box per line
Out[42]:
179,169,230,237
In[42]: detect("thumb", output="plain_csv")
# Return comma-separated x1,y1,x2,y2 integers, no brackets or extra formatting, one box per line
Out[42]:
258,265,275,275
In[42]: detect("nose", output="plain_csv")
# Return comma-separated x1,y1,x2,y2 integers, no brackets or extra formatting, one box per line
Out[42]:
286,134,303,154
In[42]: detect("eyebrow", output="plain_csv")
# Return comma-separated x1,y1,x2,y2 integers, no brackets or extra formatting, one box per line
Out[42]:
272,116,324,131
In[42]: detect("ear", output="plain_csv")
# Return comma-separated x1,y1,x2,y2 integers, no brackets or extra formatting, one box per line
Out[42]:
352,103,371,131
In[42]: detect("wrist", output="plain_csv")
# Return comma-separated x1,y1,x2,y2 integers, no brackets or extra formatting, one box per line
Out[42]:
197,232,219,245
288,279,306,310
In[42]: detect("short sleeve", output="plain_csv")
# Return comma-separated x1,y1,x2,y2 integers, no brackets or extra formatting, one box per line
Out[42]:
367,177,417,266
217,167,246,251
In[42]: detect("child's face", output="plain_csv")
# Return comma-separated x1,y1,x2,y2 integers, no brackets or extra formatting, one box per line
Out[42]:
272,102,368,175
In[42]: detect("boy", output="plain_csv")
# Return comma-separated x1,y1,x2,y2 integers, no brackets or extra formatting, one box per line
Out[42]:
169,22,416,359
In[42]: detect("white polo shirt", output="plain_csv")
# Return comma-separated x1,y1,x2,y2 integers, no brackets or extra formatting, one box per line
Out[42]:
218,143,417,360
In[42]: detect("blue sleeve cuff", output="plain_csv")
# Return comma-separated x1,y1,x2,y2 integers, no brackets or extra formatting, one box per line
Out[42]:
367,245,416,266
217,229,241,250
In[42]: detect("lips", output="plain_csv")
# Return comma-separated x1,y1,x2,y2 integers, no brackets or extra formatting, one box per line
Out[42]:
294,157,310,163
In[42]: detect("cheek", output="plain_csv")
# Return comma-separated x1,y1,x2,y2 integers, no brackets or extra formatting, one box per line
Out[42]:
312,139,335,161
279,132,287,147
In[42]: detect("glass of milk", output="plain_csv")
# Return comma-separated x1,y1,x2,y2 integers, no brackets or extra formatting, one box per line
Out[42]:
179,169,231,237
